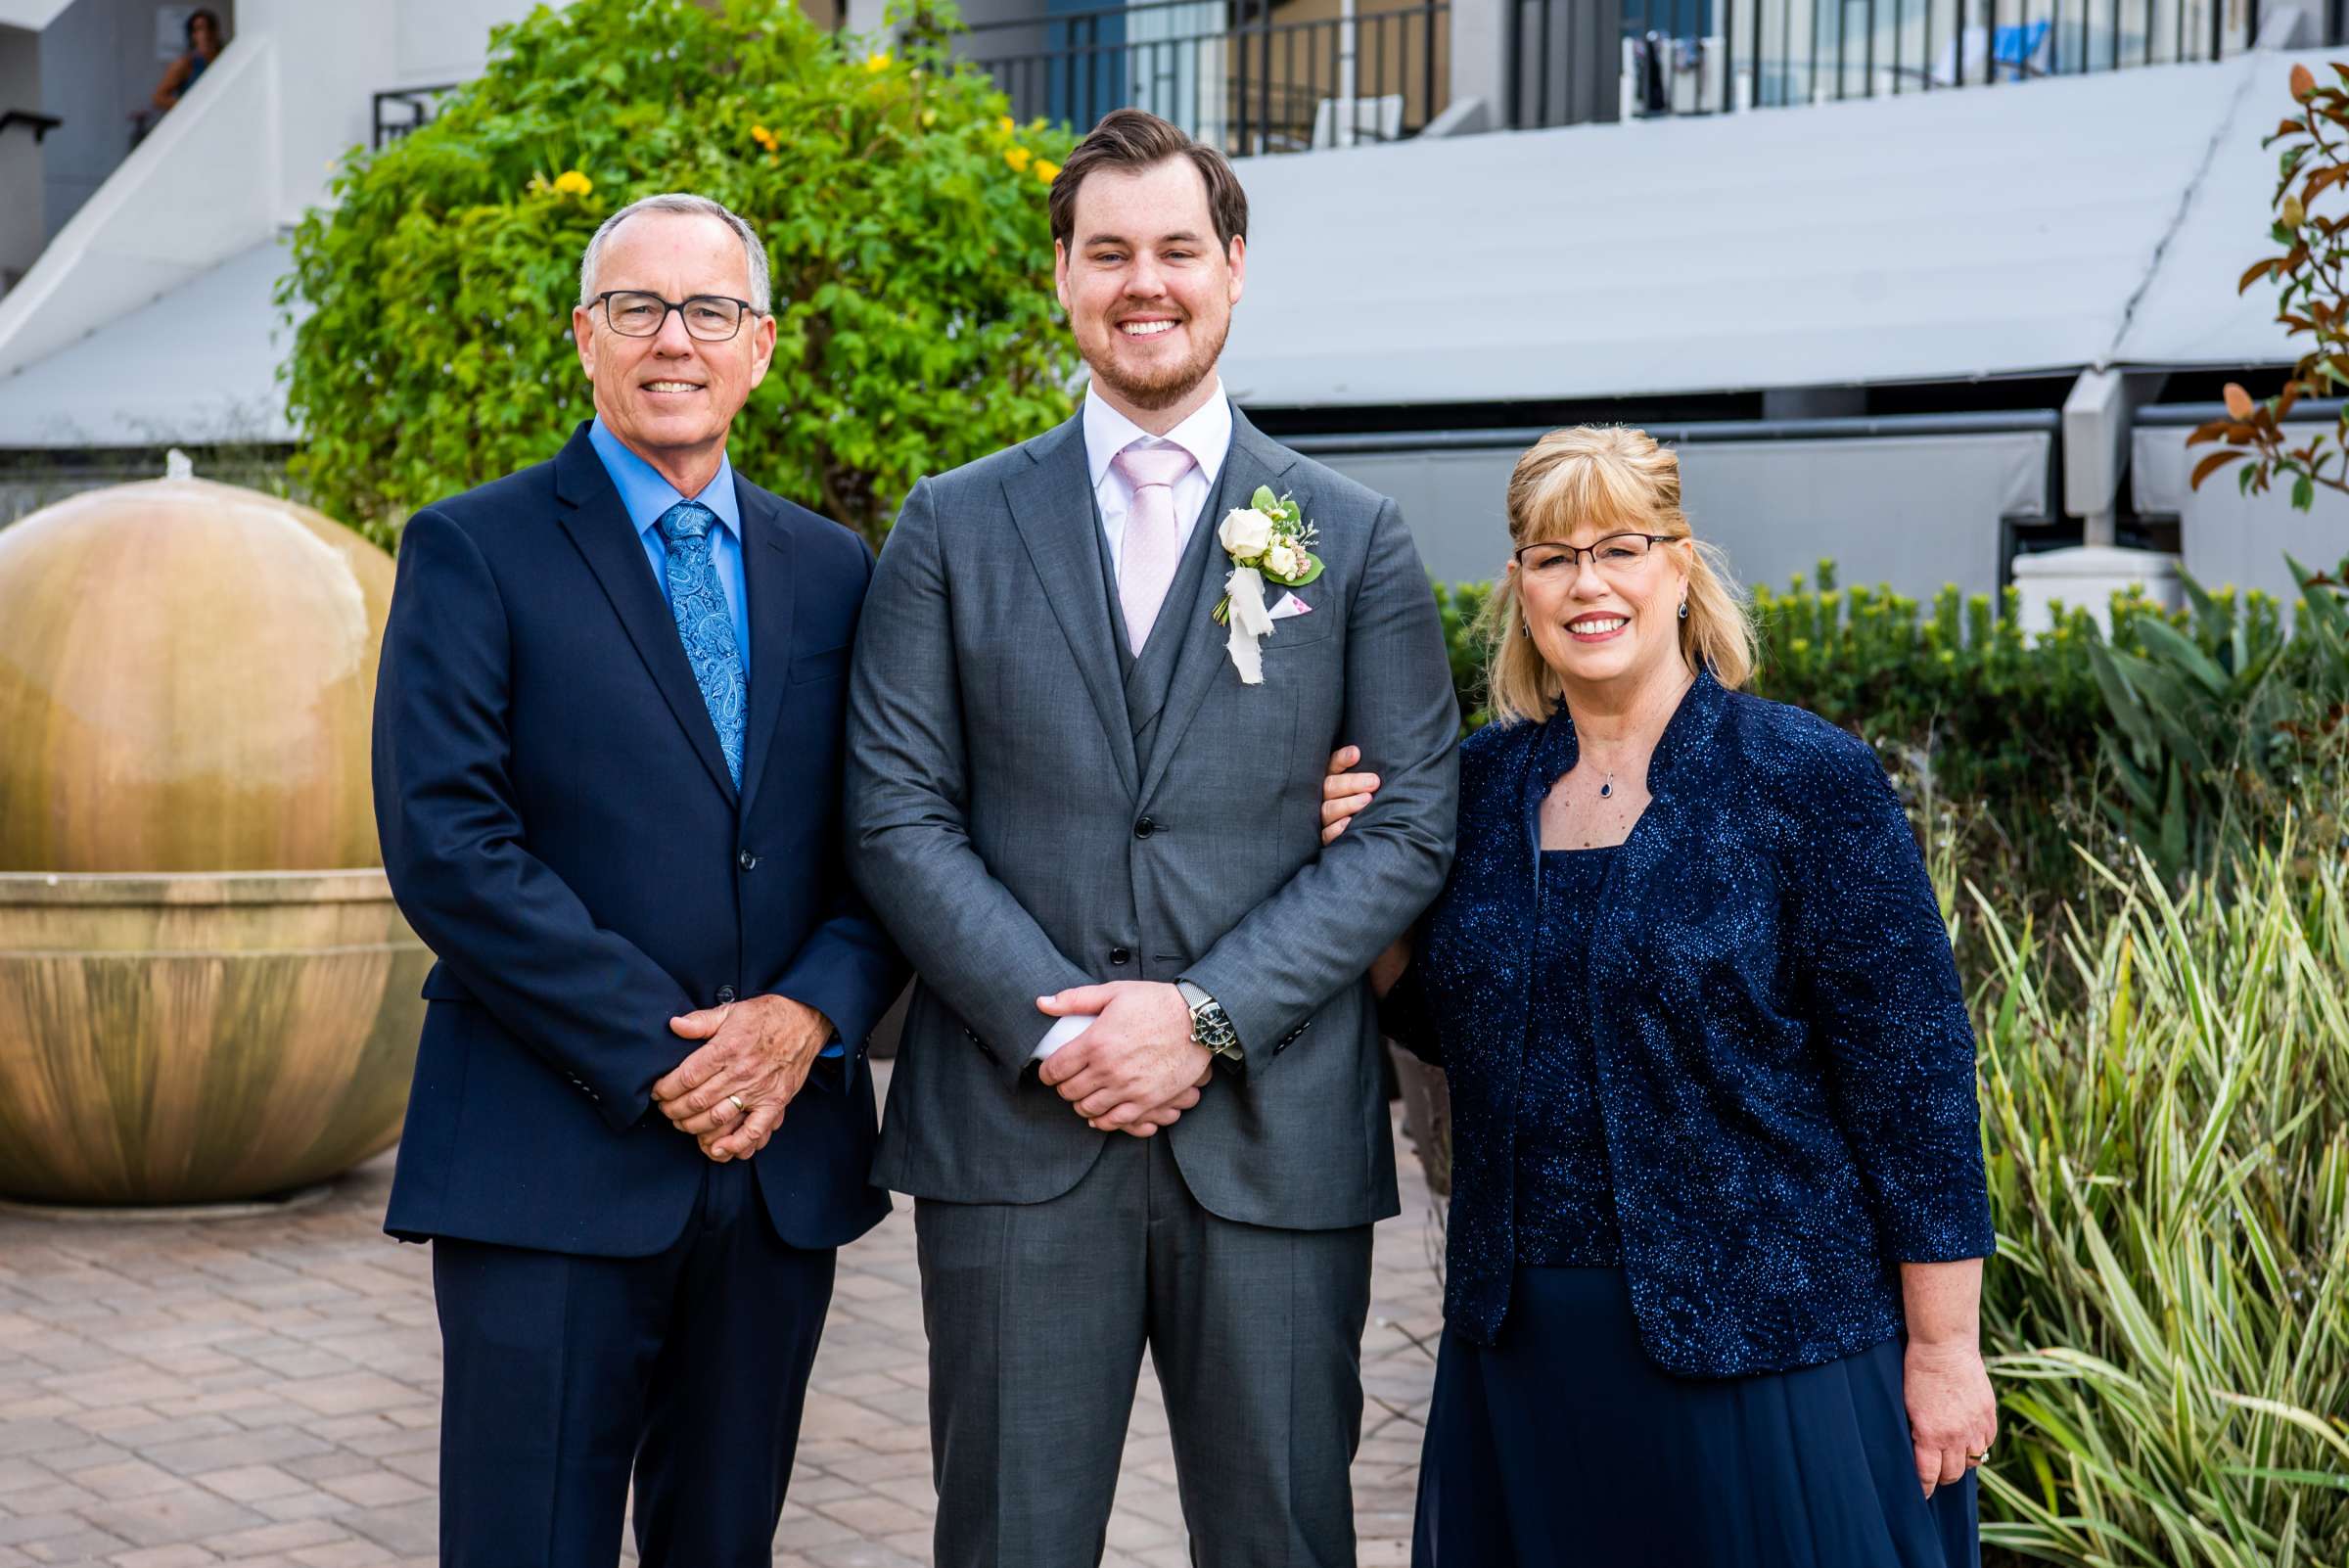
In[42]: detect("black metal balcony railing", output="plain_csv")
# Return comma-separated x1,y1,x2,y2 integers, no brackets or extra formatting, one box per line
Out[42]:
373,85,460,150
1512,0,2326,127
961,0,1451,159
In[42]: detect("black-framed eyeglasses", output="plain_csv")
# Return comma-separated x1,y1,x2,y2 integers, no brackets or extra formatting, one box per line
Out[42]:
590,291,764,342
1513,532,1673,578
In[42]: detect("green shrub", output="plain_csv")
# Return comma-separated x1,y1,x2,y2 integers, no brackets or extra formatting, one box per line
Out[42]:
1430,579,1492,729
281,0,1078,546
1748,565,2135,900
1969,836,2349,1567
1429,565,2136,899
2093,558,2349,891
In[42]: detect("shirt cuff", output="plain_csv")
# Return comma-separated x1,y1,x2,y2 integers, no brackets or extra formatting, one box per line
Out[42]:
1032,1012,1096,1062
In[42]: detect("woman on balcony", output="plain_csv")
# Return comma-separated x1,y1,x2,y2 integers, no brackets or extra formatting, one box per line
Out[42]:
151,9,225,115
1373,426,1997,1566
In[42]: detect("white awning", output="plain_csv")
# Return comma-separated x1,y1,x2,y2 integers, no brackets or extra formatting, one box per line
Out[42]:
1224,50,2311,407
0,236,298,448
2108,54,2305,369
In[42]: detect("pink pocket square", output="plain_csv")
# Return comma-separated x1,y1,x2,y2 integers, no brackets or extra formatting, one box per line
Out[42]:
1268,592,1313,622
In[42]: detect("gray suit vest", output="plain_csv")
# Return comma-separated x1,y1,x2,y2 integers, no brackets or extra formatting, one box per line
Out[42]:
1091,462,1236,777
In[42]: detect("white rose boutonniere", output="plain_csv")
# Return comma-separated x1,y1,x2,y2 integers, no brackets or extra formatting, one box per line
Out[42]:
1219,507,1275,558
1212,486,1322,685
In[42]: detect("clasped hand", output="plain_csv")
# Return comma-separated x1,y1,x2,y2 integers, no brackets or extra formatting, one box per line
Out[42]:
650,993,834,1163
1025,746,1382,1139
1036,982,1212,1137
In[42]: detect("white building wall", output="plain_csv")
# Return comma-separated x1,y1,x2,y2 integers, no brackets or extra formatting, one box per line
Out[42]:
0,29,275,378
232,0,562,226
394,0,553,85
0,26,39,279
29,0,231,245
30,0,120,245
237,0,397,225
0,0,559,382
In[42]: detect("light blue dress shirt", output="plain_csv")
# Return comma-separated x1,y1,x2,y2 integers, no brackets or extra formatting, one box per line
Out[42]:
588,420,840,1060
588,417,751,672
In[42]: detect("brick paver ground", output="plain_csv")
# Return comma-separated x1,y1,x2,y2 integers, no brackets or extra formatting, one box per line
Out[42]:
0,1064,1445,1566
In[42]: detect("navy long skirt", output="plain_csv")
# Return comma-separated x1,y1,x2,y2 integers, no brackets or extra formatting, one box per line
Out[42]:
1413,1268,1980,1567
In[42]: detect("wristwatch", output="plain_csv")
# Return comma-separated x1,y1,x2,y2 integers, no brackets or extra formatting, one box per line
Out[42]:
1176,980,1243,1065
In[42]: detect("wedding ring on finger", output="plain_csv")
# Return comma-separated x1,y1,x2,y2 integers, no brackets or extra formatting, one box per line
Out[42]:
727,1093,747,1116
1965,1450,1991,1465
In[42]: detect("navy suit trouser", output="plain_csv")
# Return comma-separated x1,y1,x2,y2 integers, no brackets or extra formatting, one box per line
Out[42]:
432,1159,836,1568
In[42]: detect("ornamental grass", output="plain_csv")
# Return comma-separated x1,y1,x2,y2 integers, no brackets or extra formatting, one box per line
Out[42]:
1968,832,2349,1566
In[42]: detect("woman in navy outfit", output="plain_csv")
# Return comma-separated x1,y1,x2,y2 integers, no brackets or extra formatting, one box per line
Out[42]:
1374,426,1998,1566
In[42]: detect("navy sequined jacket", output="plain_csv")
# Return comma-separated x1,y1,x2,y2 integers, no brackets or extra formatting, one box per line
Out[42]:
1384,669,1995,1376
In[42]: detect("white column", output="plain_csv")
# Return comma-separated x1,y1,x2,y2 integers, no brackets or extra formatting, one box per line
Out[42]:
2012,544,2184,632
2013,368,2184,631
2063,366,2167,547
1445,0,1509,133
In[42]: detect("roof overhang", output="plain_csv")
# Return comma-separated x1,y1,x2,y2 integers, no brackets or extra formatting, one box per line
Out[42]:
0,1,82,32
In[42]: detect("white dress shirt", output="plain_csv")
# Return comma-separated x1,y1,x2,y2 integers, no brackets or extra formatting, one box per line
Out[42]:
1033,383,1236,1063
1083,381,1233,582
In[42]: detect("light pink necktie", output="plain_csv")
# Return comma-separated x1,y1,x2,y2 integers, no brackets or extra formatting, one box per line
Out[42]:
1112,442,1195,653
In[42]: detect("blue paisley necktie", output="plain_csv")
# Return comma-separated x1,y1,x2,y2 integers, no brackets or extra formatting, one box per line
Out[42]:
657,499,746,788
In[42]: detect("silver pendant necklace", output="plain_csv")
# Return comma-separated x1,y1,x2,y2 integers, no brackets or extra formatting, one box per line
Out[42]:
1598,771,1616,799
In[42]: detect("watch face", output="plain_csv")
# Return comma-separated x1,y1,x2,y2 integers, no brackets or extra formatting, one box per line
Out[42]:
1191,1000,1236,1051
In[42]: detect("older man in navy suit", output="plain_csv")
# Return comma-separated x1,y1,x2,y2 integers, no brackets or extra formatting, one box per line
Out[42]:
372,192,901,1568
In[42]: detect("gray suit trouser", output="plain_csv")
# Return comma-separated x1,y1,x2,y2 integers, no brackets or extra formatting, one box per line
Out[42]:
915,1132,1374,1568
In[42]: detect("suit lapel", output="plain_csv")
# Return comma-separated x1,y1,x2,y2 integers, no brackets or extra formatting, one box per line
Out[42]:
1136,411,1299,807
735,481,796,813
1003,416,1141,802
552,426,738,805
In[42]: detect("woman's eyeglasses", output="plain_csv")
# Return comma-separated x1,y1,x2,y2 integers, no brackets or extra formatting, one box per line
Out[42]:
1514,533,1673,579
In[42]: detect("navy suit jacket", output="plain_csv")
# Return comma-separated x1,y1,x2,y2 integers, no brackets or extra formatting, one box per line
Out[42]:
373,422,901,1257
1385,669,1995,1375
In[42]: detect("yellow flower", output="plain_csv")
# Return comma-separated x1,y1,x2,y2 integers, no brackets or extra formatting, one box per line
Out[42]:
1004,145,1032,173
750,123,779,152
551,168,592,197
1034,159,1060,183
864,51,892,71
998,115,1016,134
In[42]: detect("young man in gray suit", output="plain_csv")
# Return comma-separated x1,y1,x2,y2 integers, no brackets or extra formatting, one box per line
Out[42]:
845,109,1459,1567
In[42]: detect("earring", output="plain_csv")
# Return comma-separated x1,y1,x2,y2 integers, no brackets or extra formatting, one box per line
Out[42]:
1679,600,1689,621
1520,621,1531,639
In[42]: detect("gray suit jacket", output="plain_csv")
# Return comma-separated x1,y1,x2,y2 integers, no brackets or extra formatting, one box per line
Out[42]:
845,407,1459,1230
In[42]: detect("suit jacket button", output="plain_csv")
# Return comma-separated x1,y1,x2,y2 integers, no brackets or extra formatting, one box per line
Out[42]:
1133,817,1156,839
716,985,737,1004
1109,947,1131,965
737,850,758,871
